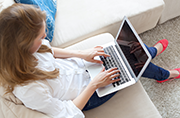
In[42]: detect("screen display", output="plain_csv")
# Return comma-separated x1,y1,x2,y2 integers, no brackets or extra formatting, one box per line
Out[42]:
116,20,148,77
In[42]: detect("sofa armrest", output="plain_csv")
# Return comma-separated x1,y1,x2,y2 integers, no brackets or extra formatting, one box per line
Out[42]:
83,81,161,118
0,97,51,118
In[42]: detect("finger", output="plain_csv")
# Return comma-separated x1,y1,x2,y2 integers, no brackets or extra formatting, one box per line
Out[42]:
101,53,110,57
105,70,120,78
110,73,120,79
102,53,110,57
91,59,103,64
108,70,120,76
95,52,110,57
95,46,103,49
101,68,116,78
100,66,106,72
110,78,121,83
106,67,118,72
95,48,104,52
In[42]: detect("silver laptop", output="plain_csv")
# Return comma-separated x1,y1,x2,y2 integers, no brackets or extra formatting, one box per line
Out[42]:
83,16,151,97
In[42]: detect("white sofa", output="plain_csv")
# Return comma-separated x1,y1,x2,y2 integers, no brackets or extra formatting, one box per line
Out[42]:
1,0,180,118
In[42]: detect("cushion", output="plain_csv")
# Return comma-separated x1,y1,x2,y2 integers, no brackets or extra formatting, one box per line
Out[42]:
14,0,57,42
0,0,15,13
0,85,51,118
51,0,164,48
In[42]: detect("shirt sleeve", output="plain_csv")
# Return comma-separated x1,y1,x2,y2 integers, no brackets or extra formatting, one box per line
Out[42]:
13,82,85,118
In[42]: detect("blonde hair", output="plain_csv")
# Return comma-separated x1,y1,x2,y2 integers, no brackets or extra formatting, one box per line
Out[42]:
0,4,59,93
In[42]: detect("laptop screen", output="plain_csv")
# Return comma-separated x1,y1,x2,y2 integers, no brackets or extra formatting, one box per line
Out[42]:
116,20,148,77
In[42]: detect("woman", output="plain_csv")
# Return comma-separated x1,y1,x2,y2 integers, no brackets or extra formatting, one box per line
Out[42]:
0,4,179,118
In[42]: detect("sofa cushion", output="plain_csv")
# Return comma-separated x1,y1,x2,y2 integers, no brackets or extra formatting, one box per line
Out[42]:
51,0,164,48
0,86,51,118
0,0,14,13
14,0,57,42
0,97,51,118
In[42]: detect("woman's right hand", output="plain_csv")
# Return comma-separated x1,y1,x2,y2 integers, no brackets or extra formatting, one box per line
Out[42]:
90,67,121,89
73,67,120,110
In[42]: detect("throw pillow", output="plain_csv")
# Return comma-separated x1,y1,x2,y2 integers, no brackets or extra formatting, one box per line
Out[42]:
14,0,57,42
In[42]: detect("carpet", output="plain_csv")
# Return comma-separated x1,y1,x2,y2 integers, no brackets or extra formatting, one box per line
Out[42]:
139,16,180,118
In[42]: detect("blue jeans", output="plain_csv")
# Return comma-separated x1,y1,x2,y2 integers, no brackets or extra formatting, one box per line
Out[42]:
143,44,170,81
83,91,117,111
83,44,170,111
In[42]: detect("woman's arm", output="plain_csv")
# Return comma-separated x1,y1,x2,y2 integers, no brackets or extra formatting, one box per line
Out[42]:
53,46,120,110
73,67,120,110
52,46,110,64
52,47,82,58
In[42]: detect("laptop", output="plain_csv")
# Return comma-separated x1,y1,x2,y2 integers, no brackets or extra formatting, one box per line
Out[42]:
83,16,152,97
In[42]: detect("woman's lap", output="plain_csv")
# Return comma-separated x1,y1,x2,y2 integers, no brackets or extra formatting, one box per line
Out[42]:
83,43,170,111
83,91,117,111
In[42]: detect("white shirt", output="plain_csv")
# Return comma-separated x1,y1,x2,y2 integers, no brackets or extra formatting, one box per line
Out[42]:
13,39,90,118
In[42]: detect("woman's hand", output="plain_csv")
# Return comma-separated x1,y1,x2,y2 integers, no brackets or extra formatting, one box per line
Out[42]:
80,46,110,64
90,67,120,89
73,67,120,110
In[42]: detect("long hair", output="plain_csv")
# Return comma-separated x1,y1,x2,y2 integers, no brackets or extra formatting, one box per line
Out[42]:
0,4,59,93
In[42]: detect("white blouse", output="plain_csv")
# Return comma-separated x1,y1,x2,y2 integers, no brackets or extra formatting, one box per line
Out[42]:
13,39,91,118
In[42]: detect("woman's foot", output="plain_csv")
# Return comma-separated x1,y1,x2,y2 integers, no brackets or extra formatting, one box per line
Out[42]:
153,39,168,56
157,68,180,83
168,69,180,79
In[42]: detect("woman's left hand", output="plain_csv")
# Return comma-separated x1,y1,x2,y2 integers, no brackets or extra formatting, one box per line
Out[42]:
80,46,110,64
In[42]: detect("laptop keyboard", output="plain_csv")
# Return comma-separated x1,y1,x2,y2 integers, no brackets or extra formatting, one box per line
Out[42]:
99,45,131,87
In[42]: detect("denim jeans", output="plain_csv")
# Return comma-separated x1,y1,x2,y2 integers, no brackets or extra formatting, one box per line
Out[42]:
83,44,170,111
143,44,170,81
83,91,117,111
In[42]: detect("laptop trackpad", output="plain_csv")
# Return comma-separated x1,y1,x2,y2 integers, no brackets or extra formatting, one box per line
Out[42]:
83,57,103,79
